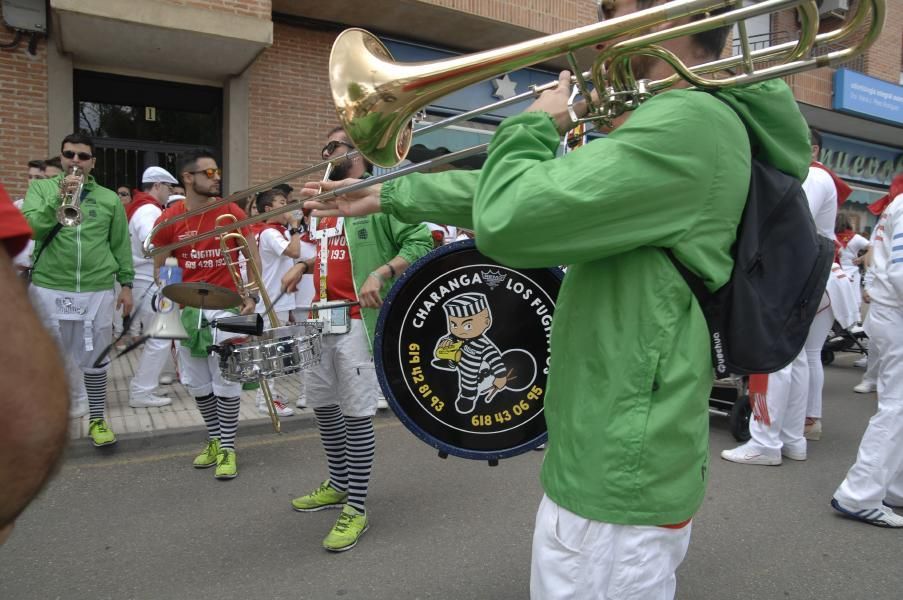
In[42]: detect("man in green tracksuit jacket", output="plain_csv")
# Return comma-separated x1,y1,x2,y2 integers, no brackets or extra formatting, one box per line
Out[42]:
303,2,811,596
23,133,134,449
282,126,433,553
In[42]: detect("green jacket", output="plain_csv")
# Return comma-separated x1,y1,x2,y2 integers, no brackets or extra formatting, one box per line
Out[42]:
380,79,810,525
345,213,433,350
23,174,134,292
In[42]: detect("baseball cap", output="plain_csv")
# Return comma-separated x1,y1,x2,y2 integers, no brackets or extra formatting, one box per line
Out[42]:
142,166,179,185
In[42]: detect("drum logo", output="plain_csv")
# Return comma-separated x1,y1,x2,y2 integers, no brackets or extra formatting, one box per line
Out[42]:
394,264,554,437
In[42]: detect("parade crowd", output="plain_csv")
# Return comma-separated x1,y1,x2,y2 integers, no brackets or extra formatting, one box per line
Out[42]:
1,1,902,597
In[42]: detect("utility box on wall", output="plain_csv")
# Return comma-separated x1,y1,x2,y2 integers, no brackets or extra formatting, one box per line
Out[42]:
1,0,47,33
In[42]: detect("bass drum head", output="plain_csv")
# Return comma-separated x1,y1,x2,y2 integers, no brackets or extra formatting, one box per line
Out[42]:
375,240,563,461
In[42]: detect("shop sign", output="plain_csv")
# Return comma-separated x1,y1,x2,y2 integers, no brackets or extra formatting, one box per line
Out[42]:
820,131,903,187
833,69,903,126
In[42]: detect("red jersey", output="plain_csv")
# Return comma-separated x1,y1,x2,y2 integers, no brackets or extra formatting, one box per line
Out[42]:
0,184,32,256
312,217,360,319
152,200,250,292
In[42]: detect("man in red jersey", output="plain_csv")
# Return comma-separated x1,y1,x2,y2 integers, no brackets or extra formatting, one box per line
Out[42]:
152,149,259,480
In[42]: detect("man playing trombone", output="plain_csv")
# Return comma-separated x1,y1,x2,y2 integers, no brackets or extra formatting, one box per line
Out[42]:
302,0,814,596
151,150,259,480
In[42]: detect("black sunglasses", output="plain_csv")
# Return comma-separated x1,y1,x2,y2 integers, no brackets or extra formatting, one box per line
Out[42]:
62,150,93,160
321,140,354,157
117,191,130,197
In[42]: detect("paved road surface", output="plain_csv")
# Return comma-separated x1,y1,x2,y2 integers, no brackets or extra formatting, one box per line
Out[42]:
1,356,901,599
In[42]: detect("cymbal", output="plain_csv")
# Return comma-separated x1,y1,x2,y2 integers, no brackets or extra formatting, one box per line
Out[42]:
162,282,242,310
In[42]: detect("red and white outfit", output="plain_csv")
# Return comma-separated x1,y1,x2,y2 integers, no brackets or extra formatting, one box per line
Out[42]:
127,192,172,401
152,201,249,399
425,222,458,246
835,181,903,510
252,223,296,320
836,230,869,308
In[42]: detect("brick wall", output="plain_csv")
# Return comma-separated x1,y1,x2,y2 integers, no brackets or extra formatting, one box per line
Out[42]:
862,0,902,83
160,0,271,20
0,4,49,201
247,23,338,187
416,0,597,33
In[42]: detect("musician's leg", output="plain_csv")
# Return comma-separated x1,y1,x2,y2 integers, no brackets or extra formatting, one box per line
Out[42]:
344,415,375,514
82,290,115,446
313,404,349,493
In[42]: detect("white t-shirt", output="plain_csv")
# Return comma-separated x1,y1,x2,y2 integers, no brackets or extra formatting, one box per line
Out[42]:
256,227,296,315
425,222,458,245
294,237,317,310
801,166,838,241
838,233,869,277
129,203,163,282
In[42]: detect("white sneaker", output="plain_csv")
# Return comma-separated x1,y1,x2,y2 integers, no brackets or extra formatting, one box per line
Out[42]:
258,399,294,417
849,324,865,335
129,394,172,408
854,380,877,393
377,396,389,410
831,498,903,528
804,419,822,441
853,356,868,368
159,374,175,385
69,403,89,418
782,446,807,461
296,396,307,409
721,443,782,466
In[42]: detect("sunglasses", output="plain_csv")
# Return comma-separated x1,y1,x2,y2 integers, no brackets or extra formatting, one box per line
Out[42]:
187,168,222,178
117,191,130,197
62,150,93,160
321,140,354,157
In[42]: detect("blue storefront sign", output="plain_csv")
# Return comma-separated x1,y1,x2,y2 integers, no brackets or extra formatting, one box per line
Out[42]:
833,69,903,126
820,131,903,188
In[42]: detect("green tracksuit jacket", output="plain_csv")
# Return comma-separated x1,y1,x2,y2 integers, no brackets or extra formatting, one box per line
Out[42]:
23,174,134,292
380,79,810,525
344,214,433,350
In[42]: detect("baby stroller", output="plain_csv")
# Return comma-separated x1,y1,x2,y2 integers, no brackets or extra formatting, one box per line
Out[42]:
821,320,868,365
709,376,751,442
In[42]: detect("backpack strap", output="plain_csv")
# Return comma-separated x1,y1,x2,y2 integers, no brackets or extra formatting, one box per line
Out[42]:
663,248,712,308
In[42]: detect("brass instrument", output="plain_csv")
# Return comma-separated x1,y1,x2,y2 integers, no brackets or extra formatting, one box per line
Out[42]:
142,0,884,255
215,214,284,433
57,165,85,226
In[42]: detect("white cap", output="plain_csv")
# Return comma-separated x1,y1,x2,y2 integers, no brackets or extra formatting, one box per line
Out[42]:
166,193,186,206
142,166,179,185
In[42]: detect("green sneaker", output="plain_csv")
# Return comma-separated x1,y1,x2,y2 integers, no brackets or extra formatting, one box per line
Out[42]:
214,448,238,480
291,480,348,512
88,419,116,447
193,438,221,468
323,505,368,552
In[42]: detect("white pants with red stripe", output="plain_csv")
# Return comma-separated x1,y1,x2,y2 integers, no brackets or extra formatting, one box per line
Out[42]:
748,348,808,456
835,302,903,509
530,495,691,600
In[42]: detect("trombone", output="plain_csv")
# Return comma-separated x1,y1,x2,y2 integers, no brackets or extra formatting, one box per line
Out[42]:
143,0,884,255
216,214,284,433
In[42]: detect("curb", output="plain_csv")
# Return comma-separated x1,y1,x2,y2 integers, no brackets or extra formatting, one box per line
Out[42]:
65,409,398,459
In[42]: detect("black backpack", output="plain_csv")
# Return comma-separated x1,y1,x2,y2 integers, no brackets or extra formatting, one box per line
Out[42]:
666,158,835,377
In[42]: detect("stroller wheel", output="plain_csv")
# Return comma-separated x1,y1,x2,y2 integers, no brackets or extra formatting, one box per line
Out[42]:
821,349,835,365
729,395,752,443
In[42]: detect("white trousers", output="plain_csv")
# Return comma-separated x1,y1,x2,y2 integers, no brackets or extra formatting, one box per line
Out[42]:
804,308,835,419
835,303,903,509
129,281,174,397
30,287,114,403
305,319,378,417
530,495,691,600
748,349,808,456
177,309,242,399
126,278,156,335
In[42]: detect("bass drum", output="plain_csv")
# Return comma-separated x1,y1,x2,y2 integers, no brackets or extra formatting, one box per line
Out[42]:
374,240,563,462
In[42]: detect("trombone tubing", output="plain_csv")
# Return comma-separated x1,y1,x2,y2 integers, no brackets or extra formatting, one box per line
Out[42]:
145,144,489,258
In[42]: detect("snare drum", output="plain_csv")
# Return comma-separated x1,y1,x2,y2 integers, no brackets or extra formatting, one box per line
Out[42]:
218,321,323,383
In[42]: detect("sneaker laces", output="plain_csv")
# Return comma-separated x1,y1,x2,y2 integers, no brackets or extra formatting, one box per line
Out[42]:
90,419,108,433
333,511,354,533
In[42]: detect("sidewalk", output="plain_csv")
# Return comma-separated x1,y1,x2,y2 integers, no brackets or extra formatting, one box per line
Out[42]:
69,343,311,443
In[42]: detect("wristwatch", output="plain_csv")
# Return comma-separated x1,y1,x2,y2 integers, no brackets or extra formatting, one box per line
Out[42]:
289,227,302,235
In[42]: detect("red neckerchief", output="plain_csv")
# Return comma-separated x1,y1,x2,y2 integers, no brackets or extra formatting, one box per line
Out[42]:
836,229,856,248
868,173,903,216
811,161,852,206
125,190,162,222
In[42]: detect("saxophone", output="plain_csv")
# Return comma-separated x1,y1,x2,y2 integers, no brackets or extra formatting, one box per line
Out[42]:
56,165,85,226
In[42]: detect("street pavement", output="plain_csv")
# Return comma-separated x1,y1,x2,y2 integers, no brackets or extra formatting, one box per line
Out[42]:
2,354,902,600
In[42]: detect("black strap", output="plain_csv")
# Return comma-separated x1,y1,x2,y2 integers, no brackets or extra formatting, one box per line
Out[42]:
30,222,63,271
664,248,712,307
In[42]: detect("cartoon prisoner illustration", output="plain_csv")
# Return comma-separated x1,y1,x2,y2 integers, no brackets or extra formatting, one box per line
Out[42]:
433,292,510,414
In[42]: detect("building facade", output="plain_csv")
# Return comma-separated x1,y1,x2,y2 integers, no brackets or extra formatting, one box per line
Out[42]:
1,0,901,230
